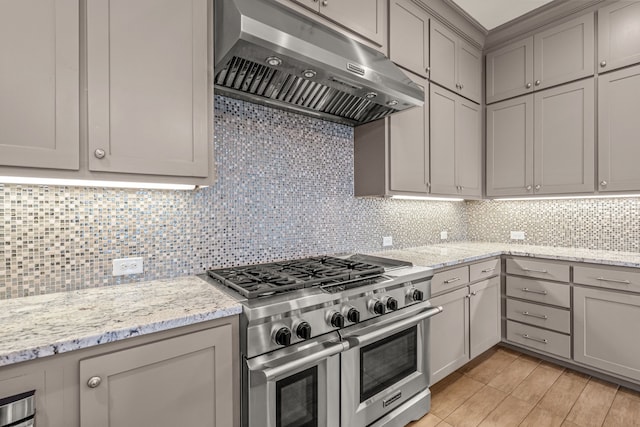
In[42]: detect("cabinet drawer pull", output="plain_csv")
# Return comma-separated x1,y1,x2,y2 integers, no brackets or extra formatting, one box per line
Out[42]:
596,277,631,285
87,376,102,388
481,268,495,273
521,267,548,274
522,334,548,344
521,311,548,320
521,287,548,295
444,277,461,284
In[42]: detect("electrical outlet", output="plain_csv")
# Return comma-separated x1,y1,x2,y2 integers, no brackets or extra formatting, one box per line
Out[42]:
510,231,526,240
382,236,393,247
440,230,448,240
112,257,144,276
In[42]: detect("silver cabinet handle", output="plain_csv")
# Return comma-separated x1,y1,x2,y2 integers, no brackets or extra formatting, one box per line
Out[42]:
482,268,495,273
521,311,548,320
94,148,106,159
600,60,607,68
521,267,548,274
521,287,548,295
522,334,548,344
535,184,541,190
526,185,532,191
526,82,532,89
535,80,541,86
87,376,102,388
600,180,608,186
596,277,631,285
444,277,461,284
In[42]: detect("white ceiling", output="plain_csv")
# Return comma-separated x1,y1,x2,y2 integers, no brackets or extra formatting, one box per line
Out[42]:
451,0,555,30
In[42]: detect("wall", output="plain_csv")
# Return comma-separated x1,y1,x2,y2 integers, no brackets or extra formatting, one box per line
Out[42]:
466,198,640,252
0,96,468,299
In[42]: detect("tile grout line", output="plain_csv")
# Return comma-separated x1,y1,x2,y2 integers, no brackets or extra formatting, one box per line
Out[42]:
596,381,620,427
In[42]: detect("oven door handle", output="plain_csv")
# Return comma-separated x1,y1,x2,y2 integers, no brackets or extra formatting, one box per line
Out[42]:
254,342,347,382
346,306,443,348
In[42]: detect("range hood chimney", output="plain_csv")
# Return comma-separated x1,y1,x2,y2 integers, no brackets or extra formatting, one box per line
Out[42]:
214,0,425,126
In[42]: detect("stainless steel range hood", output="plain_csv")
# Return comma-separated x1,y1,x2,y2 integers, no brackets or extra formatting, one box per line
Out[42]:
214,0,425,126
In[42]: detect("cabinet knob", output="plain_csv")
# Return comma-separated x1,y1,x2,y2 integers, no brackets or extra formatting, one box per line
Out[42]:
534,80,541,86
526,185,532,191
600,180,608,186
459,83,464,89
321,0,328,5
425,67,430,74
526,83,532,89
87,376,102,388
600,60,607,68
94,148,106,159
535,184,541,190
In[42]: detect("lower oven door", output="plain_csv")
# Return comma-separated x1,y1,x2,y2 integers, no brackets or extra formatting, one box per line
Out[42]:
245,336,344,427
340,302,443,427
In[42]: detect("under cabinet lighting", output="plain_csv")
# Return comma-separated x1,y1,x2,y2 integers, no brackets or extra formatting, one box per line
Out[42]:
0,176,199,190
495,194,640,201
391,195,464,202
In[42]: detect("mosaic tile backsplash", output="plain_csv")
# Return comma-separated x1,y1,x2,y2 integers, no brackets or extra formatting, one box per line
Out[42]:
0,96,468,299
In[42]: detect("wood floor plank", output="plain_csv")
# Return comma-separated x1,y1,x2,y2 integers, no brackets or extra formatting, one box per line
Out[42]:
536,370,590,418
477,395,534,427
565,378,618,427
603,387,640,427
519,407,565,427
487,356,540,393
430,374,485,419
464,349,519,384
444,385,507,427
511,365,564,405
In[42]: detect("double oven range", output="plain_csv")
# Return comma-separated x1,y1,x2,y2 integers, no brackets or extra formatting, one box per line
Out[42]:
203,254,442,427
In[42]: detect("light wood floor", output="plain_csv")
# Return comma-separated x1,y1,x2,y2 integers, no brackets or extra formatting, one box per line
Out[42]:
407,346,640,427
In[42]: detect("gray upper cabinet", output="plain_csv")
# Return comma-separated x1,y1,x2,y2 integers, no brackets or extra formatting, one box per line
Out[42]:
0,0,79,170
598,2,640,73
486,95,534,197
533,13,594,91
534,79,595,195
389,0,430,78
486,38,534,104
598,64,640,193
291,0,386,47
430,86,481,198
430,20,481,103
485,12,594,104
87,0,210,178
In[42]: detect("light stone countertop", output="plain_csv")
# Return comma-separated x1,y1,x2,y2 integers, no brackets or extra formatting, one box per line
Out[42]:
0,276,242,367
372,241,640,270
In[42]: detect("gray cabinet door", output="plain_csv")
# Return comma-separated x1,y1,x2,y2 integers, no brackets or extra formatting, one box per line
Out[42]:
486,37,534,104
598,2,640,73
533,78,595,194
80,326,234,427
486,95,534,197
469,278,501,359
389,74,429,193
456,98,481,197
321,0,386,46
533,13,594,91
429,287,470,385
430,85,458,195
457,40,482,104
574,287,640,382
599,64,640,192
87,0,210,178
0,0,79,170
430,20,457,93
389,0,429,78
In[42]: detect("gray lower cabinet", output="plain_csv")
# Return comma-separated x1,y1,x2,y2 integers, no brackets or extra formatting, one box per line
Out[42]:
598,64,640,193
389,0,430,79
87,0,210,178
469,278,501,358
598,1,640,73
0,0,79,170
430,85,481,198
574,286,640,382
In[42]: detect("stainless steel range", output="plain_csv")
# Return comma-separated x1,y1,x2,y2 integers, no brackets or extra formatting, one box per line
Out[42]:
203,254,442,427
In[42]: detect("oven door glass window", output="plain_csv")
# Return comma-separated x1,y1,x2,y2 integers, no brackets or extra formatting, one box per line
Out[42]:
360,326,417,402
276,366,318,427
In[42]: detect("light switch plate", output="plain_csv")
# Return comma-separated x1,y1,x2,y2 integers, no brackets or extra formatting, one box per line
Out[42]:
112,257,144,276
440,231,448,240
510,231,526,240
382,236,393,247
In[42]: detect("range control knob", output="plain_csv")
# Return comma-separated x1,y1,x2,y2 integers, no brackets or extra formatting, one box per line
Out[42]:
296,322,312,340
369,299,386,315
329,312,345,328
408,288,424,302
385,297,399,311
274,327,292,346
346,307,361,323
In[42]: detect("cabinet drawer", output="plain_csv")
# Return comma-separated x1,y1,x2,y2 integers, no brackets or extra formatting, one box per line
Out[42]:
506,258,570,282
431,266,470,296
506,320,571,359
506,299,570,334
506,276,570,308
470,258,500,282
574,265,640,294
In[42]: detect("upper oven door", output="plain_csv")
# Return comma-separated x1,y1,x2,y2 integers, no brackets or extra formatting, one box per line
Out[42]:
245,336,344,427
340,302,443,427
